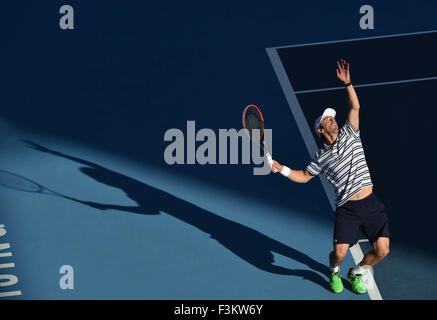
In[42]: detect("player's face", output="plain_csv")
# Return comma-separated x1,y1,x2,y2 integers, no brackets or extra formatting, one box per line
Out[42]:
320,116,338,134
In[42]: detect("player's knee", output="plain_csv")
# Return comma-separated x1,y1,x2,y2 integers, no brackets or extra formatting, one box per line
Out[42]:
375,247,389,258
334,248,348,261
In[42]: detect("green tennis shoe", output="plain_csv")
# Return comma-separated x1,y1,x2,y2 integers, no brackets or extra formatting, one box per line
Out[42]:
347,269,367,294
329,272,344,293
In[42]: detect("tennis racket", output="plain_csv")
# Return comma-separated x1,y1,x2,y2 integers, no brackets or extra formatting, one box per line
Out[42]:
0,170,75,200
242,104,276,172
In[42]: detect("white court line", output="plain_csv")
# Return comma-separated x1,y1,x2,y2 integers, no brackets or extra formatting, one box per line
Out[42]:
268,29,437,50
295,76,437,94
358,239,370,244
349,244,382,300
265,48,337,211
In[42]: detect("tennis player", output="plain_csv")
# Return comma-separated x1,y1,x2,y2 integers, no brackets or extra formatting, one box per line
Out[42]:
271,59,390,294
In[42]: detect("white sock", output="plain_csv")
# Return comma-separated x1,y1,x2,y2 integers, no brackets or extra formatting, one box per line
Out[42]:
330,265,339,274
351,264,367,275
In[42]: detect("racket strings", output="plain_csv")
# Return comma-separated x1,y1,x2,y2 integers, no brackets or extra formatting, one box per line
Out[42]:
244,107,264,141
0,171,41,192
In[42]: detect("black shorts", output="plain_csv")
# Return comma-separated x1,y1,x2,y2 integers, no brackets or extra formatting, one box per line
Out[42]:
333,193,390,247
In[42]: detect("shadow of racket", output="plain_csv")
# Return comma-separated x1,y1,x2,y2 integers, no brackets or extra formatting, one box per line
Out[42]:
0,170,83,204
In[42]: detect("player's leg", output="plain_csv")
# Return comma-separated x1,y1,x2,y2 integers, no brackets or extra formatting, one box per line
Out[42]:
346,237,389,295
328,244,349,294
357,195,390,269
348,194,390,294
329,243,350,270
329,204,362,293
360,236,390,267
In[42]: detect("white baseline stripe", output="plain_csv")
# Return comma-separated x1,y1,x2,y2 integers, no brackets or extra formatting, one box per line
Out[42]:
268,29,437,50
358,239,370,244
349,244,383,300
295,76,437,94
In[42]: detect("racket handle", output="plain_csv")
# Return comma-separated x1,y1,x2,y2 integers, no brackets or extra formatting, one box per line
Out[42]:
266,153,277,172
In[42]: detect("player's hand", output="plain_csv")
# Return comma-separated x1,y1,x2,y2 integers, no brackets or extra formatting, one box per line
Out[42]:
271,160,283,173
336,59,351,84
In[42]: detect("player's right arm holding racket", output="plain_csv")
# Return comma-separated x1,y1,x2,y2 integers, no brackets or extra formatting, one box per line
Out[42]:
271,160,315,183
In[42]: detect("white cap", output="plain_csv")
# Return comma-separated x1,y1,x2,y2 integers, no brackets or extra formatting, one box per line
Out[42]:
314,108,336,137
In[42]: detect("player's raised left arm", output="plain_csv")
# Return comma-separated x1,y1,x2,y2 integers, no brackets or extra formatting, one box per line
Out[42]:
337,59,360,131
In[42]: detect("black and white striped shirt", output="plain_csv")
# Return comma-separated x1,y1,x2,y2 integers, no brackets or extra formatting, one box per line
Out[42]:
306,120,373,207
